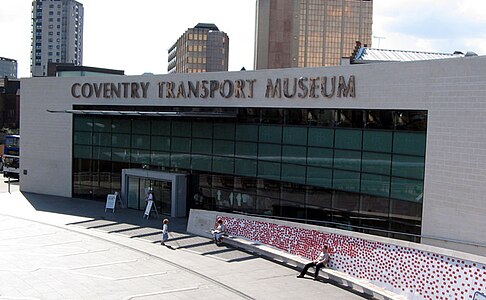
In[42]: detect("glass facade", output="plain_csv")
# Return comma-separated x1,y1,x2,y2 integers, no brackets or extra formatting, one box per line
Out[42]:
299,0,373,67
257,0,373,69
73,107,426,241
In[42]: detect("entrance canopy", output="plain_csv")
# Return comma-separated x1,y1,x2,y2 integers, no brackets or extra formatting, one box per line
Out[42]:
121,169,187,217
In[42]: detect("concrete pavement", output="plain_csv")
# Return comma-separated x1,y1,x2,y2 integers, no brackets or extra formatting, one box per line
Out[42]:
0,180,369,299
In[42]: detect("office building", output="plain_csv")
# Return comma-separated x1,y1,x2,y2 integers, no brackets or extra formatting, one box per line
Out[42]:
31,0,84,77
255,0,372,69
168,23,229,73
0,57,18,78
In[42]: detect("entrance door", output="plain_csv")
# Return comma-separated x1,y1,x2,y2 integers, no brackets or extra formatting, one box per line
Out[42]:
121,169,187,217
126,176,172,215
127,176,140,209
152,180,171,215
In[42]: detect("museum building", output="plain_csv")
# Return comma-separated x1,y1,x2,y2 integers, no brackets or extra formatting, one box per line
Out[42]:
20,55,486,254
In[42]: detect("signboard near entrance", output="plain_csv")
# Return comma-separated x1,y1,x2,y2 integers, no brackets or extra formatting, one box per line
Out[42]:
143,200,159,219
144,200,153,218
105,194,117,212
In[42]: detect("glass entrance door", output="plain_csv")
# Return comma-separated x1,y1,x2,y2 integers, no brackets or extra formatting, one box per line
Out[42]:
126,175,172,215
128,176,140,209
152,180,172,215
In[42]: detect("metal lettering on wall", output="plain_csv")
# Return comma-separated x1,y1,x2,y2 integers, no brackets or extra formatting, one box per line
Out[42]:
70,75,356,100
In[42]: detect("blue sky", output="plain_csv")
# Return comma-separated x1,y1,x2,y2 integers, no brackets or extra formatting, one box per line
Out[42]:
1,0,485,78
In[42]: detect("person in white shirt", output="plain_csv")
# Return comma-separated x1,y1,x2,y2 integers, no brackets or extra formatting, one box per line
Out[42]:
161,218,169,246
297,245,330,280
211,219,226,245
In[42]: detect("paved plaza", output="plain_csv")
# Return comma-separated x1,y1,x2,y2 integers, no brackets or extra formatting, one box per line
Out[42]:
0,179,368,299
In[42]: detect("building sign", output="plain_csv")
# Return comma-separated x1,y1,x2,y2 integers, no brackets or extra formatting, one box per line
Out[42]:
70,75,355,100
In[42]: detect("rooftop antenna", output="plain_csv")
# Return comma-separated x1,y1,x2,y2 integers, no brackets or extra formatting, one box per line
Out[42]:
373,36,386,49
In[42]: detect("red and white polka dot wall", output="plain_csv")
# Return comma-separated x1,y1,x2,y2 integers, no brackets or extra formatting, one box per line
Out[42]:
220,216,486,300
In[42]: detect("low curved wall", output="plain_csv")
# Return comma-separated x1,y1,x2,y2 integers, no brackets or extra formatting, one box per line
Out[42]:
188,209,486,300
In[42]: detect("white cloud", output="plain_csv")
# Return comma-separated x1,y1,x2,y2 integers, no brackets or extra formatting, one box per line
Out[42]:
373,0,486,54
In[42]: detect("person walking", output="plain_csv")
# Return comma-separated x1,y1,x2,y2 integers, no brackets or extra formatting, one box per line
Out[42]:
297,245,330,280
161,219,170,246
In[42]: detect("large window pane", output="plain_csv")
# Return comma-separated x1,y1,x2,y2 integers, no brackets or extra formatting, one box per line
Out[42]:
172,120,191,137
363,131,392,153
333,170,360,193
360,195,390,233
335,129,362,150
362,152,391,175
307,147,333,168
281,183,305,204
92,146,111,161
235,159,257,177
131,135,150,150
236,124,258,141
390,198,422,236
393,132,426,156
151,151,170,167
132,119,150,135
255,196,279,215
332,191,360,228
390,177,424,202
213,140,235,157
152,119,171,136
112,148,130,162
191,154,212,172
212,156,234,174
74,131,92,145
360,194,389,218
306,166,332,188
192,121,213,138
214,123,235,140
390,198,422,222
192,138,212,155
92,132,111,147
171,137,191,153
235,142,257,160
283,127,307,145
257,179,280,199
282,145,306,164
306,186,332,209
93,118,111,132
151,136,170,151
281,164,306,184
361,173,390,198
334,150,361,171
333,190,360,213
74,145,91,159
112,133,130,148
258,143,281,162
170,153,190,169
280,200,305,219
259,125,282,143
112,119,130,133
308,127,333,147
258,161,281,181
131,149,150,164
392,155,425,180
74,116,93,132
